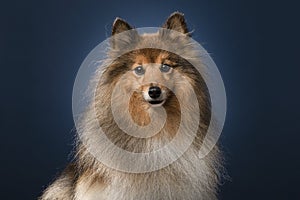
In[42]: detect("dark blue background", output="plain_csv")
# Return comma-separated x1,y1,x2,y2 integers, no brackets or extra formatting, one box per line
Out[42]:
1,0,299,199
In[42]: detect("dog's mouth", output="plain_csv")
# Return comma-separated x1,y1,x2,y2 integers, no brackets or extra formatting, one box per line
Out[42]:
147,99,166,107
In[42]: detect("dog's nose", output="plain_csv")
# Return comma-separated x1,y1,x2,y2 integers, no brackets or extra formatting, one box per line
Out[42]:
148,86,161,99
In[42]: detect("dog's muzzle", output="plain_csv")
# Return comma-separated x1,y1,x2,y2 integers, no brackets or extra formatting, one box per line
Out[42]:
145,86,166,106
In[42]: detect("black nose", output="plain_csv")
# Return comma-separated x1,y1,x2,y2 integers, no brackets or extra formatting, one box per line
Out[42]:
148,86,161,99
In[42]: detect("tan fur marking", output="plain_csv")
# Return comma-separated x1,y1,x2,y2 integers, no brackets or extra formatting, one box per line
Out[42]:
128,91,150,126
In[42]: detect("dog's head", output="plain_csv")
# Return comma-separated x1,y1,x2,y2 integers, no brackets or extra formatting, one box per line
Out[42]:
89,12,211,155
101,13,207,112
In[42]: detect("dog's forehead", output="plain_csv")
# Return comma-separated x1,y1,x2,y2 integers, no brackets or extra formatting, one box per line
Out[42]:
132,50,170,65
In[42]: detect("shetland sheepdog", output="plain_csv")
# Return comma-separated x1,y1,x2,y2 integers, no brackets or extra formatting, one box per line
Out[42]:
40,12,223,200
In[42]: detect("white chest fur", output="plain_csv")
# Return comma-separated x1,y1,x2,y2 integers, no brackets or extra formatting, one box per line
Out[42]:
74,152,217,200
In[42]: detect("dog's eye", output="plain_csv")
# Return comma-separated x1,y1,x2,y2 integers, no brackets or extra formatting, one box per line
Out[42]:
160,64,171,73
134,66,145,75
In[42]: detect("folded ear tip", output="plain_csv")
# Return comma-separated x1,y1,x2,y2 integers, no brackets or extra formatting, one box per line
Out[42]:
113,17,125,25
169,11,185,18
163,12,188,34
112,17,132,35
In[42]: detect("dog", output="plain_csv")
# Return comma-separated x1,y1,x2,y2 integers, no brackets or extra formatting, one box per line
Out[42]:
40,12,223,200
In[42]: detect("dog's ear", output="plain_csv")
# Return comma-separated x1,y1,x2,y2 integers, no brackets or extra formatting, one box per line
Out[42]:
111,18,139,50
163,12,188,34
112,18,133,35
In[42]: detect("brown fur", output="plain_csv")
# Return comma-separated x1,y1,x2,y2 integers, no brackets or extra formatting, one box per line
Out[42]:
40,12,223,200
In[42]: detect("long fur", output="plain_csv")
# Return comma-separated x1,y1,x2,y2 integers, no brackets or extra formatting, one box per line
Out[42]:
40,12,224,200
